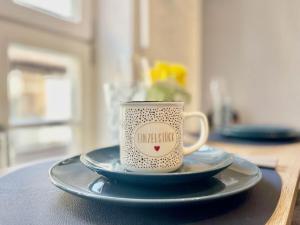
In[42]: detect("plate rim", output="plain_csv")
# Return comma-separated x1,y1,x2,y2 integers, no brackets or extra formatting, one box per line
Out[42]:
49,156,262,205
219,125,300,139
80,145,235,177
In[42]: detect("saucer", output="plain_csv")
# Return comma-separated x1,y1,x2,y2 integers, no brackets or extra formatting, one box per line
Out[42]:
218,125,300,140
80,145,234,185
49,155,262,206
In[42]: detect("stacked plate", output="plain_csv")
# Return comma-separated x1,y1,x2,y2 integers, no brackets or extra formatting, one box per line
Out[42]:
218,125,300,141
49,145,262,206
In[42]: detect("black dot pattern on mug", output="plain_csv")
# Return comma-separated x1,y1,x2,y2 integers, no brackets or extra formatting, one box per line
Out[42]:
120,105,183,170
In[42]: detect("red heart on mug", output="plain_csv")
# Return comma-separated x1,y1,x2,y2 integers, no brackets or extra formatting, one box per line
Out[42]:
154,146,160,151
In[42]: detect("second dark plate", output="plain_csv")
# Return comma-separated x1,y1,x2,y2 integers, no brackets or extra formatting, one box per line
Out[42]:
218,125,300,140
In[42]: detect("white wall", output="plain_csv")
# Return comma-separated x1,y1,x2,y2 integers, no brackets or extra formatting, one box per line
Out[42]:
147,0,202,112
95,0,135,146
96,0,203,146
96,0,134,85
203,0,300,127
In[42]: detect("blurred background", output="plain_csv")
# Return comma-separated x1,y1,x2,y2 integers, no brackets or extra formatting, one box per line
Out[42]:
0,0,299,170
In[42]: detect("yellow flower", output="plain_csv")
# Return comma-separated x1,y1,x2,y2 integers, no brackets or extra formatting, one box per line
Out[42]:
169,64,186,87
149,61,187,87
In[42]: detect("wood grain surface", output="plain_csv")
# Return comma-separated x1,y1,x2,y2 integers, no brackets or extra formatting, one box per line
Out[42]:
209,141,300,225
292,192,300,225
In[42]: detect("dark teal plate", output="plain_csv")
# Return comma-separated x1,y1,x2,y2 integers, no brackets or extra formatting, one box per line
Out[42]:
49,155,262,206
80,145,234,185
219,125,300,140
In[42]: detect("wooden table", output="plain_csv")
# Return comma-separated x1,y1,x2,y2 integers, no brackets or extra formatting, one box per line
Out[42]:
209,141,300,225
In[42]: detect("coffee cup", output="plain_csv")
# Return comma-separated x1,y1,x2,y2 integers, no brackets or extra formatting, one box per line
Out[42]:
119,101,209,173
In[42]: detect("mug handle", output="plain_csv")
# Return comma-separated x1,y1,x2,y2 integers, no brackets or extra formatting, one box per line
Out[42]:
182,112,209,155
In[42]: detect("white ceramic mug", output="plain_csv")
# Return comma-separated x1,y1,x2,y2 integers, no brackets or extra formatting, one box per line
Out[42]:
119,101,209,173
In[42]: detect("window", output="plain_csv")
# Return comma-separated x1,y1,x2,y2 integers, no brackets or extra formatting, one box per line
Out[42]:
13,0,82,22
0,0,93,40
7,43,80,165
9,126,72,164
0,1,94,168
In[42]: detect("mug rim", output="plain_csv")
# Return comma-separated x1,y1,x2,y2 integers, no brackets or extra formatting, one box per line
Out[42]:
121,101,184,106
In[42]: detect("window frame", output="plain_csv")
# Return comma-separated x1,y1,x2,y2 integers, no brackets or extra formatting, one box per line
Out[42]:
0,19,96,166
0,0,94,41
